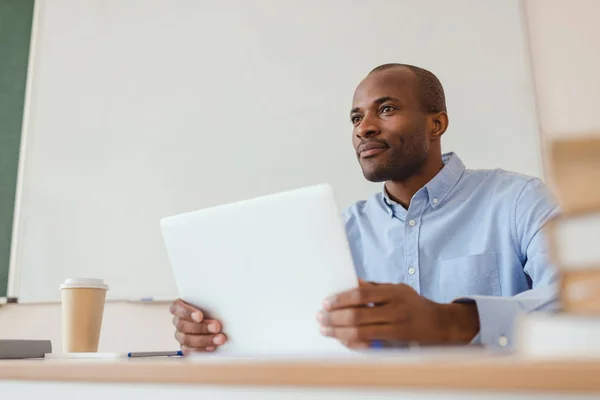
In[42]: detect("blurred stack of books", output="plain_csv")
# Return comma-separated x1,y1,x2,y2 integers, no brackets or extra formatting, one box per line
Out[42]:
517,136,600,358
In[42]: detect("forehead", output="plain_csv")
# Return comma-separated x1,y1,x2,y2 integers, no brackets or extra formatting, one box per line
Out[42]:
352,69,419,109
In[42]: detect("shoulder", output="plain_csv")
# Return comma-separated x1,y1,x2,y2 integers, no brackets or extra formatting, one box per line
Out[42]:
462,167,538,190
464,167,554,202
462,167,559,221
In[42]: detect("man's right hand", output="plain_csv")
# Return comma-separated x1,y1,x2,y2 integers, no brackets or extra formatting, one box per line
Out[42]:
170,299,227,354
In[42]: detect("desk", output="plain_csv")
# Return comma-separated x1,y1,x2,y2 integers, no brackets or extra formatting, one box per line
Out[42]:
1,353,600,399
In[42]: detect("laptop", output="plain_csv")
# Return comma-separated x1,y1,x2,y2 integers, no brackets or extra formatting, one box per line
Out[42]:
160,184,358,356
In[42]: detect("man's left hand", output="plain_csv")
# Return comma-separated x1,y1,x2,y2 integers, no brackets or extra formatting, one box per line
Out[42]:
317,282,480,349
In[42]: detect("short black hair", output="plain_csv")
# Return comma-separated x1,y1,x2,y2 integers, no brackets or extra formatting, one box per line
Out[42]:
369,63,447,113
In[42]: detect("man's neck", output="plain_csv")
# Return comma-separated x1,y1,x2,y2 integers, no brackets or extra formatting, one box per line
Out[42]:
385,156,444,209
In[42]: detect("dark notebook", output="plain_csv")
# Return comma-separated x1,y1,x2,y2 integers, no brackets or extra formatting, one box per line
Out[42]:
0,340,52,359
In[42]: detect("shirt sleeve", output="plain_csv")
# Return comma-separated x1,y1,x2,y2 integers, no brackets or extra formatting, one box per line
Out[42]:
454,178,561,349
455,285,558,349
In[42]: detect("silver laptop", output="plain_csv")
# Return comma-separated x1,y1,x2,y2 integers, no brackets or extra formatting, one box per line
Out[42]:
160,184,358,356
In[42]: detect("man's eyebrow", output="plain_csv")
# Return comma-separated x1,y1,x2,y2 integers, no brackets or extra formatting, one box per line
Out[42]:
350,97,401,115
374,96,399,105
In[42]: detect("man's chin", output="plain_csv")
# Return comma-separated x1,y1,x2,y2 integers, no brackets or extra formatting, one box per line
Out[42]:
359,156,396,182
361,164,420,183
361,168,389,183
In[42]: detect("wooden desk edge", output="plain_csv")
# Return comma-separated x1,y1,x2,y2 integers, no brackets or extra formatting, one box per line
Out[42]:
2,357,600,393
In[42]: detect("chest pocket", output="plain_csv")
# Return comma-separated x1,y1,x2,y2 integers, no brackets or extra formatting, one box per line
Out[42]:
439,253,501,302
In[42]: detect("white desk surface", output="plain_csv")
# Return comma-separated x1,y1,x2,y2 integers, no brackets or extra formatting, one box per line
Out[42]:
1,350,600,394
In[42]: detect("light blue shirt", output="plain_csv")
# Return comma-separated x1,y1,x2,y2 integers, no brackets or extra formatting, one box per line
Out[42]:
343,153,560,349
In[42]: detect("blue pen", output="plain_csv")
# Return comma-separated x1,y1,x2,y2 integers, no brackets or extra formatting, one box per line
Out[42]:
370,340,384,349
127,350,184,358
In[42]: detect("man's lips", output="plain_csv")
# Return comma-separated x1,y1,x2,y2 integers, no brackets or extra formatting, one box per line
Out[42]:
358,142,389,158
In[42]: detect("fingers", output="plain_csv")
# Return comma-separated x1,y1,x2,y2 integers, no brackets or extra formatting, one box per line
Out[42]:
339,338,408,351
323,285,394,310
173,316,222,334
170,299,204,323
357,279,377,287
320,324,399,343
175,331,227,349
181,345,217,355
170,299,227,354
340,340,370,350
317,304,406,327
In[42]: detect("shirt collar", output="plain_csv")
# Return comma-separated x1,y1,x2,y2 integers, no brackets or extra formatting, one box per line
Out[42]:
382,152,465,216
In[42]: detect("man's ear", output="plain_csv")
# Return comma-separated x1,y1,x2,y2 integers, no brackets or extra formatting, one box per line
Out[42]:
430,111,449,140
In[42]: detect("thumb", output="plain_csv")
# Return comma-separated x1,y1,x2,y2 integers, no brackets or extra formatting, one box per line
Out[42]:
358,278,377,287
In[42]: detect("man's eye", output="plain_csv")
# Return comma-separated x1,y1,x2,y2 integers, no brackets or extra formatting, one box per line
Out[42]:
351,116,362,124
381,105,395,113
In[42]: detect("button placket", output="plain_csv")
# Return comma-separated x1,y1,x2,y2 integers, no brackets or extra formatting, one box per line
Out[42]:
404,200,423,294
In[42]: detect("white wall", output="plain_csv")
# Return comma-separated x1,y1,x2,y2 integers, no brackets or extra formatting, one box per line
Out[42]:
3,0,599,354
11,0,542,304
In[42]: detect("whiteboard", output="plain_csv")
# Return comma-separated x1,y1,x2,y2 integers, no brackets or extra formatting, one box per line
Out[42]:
10,0,543,302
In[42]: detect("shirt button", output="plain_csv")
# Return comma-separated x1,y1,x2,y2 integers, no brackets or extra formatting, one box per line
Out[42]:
408,267,416,275
433,198,438,204
408,219,416,227
498,336,509,348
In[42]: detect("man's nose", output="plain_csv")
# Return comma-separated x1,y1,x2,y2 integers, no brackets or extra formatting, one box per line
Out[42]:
355,114,380,139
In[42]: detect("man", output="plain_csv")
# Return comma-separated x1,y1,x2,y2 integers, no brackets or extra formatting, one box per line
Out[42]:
170,64,560,353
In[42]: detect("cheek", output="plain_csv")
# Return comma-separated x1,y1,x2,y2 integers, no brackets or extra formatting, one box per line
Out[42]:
352,132,360,149
382,116,421,142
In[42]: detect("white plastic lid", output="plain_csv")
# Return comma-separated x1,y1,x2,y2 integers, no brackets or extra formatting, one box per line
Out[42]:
59,278,109,290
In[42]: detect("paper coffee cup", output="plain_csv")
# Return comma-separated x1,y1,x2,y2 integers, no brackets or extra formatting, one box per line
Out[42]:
60,278,109,353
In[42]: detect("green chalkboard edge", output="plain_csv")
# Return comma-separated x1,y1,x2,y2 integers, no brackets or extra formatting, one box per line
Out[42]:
5,0,42,301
